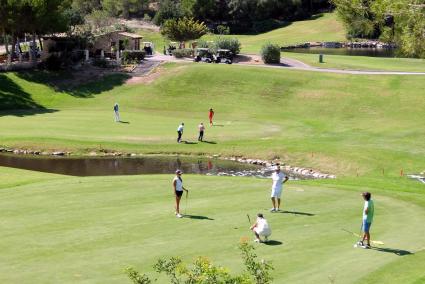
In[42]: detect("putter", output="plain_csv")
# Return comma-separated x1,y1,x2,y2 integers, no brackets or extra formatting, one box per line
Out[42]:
247,214,251,225
341,228,384,246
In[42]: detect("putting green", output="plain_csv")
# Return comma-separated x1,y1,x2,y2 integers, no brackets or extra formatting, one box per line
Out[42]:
1,167,424,283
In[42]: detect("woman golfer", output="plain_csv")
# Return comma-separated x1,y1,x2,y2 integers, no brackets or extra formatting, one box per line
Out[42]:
209,108,214,126
173,170,188,218
250,213,271,243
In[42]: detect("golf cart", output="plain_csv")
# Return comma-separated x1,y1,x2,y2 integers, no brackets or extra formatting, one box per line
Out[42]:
214,49,233,64
194,48,214,63
142,42,155,56
164,42,178,56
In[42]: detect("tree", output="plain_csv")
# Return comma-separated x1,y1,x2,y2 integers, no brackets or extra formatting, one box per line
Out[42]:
160,17,208,44
153,0,185,25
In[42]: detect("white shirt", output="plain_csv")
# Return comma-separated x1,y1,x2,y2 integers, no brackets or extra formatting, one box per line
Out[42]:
256,217,271,234
177,125,184,132
173,176,183,191
271,171,286,191
199,124,205,131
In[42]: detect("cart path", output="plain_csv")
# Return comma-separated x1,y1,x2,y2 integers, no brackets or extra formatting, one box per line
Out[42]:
146,52,425,76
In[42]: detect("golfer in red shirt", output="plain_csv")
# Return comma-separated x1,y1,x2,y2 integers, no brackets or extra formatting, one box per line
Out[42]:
209,108,214,126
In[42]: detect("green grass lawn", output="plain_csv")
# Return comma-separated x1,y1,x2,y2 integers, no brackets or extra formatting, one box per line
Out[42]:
205,13,346,54
0,167,424,283
284,52,425,72
136,28,166,54
1,61,425,283
1,64,425,177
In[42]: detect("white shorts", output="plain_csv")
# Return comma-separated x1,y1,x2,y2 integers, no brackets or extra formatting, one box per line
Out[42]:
271,187,282,198
254,227,271,237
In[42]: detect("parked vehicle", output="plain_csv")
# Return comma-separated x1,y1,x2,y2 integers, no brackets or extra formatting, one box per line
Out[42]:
142,42,155,56
194,48,214,63
214,49,233,64
164,42,178,56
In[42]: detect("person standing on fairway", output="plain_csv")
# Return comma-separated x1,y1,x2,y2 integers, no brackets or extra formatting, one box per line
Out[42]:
250,213,271,243
198,122,205,141
359,192,374,248
173,170,188,218
177,122,184,143
270,166,288,212
113,103,120,122
209,108,214,126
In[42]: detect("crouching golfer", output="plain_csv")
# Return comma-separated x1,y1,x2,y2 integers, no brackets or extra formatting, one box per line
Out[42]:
358,192,374,248
250,213,271,243
270,166,288,212
173,170,188,218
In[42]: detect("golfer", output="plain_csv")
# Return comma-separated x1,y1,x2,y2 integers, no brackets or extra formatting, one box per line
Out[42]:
209,108,214,126
358,192,374,248
198,122,205,141
270,166,289,212
250,213,271,243
113,103,120,122
173,170,188,218
177,122,184,143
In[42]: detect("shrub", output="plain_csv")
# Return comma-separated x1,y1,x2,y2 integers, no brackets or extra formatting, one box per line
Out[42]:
261,43,281,64
214,37,241,55
172,48,193,58
216,25,230,35
121,50,145,64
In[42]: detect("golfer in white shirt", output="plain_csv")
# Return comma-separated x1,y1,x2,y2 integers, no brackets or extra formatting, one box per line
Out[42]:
270,166,288,212
173,170,188,218
250,213,271,243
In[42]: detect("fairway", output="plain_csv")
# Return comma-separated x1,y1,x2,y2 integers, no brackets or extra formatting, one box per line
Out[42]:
1,167,424,283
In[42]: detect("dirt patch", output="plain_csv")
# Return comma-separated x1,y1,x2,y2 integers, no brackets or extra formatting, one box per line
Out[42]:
126,64,187,85
297,91,328,99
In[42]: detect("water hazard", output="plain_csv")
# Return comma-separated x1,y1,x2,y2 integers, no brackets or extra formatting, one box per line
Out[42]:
0,153,296,179
285,47,396,57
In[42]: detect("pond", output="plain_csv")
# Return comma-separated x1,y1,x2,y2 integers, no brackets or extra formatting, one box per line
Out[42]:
0,153,299,179
284,47,396,57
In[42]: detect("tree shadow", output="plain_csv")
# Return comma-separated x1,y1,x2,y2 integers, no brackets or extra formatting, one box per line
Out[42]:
278,210,315,216
202,140,217,144
263,240,283,246
183,215,214,220
16,70,130,98
0,73,58,116
371,247,413,256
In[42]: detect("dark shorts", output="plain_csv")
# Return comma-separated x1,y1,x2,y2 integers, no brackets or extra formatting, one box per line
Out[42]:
175,190,183,197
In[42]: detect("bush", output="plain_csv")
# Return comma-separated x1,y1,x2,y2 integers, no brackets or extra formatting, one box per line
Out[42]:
261,43,281,64
216,25,230,35
214,37,241,55
121,50,145,64
172,48,193,58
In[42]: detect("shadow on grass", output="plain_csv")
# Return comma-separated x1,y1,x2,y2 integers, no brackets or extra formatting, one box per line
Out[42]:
202,140,217,144
118,121,130,124
279,210,315,216
0,73,58,116
183,141,198,145
264,240,283,246
371,247,413,256
16,70,130,98
183,215,214,220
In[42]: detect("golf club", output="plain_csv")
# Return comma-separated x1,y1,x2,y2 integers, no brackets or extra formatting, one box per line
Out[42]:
341,228,384,246
247,214,251,225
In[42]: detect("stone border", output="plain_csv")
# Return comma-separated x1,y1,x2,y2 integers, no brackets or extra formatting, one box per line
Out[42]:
0,147,336,179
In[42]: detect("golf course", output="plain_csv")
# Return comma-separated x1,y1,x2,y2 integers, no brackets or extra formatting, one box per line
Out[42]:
1,61,425,283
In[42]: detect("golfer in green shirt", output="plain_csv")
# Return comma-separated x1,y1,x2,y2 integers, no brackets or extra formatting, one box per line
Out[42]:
360,192,374,248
